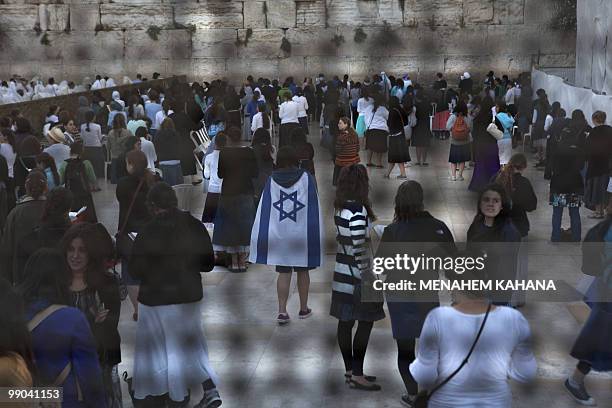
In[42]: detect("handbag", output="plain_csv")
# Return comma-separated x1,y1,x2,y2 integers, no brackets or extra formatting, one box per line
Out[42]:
487,122,504,141
393,108,412,141
115,178,145,260
413,302,492,408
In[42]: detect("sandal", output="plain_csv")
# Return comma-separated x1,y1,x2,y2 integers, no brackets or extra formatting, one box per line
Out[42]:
366,163,375,167
383,174,390,179
345,373,377,382
397,175,407,179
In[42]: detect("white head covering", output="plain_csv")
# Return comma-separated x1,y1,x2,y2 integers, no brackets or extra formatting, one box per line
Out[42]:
123,76,132,85
463,72,471,79
105,78,116,88
112,90,125,108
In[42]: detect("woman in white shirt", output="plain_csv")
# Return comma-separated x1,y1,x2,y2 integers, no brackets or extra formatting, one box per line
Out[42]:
80,110,105,182
154,99,173,131
409,279,536,407
201,133,226,228
364,94,389,168
293,88,309,134
356,89,374,143
278,93,300,148
251,103,272,135
0,129,16,210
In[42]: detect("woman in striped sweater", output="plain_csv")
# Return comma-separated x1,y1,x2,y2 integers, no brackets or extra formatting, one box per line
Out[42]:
330,164,385,391
333,117,361,186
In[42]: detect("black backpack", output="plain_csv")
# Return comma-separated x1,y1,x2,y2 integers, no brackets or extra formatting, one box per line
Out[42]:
64,159,89,195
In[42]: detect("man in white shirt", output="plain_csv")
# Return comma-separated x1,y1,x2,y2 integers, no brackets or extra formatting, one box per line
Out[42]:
292,90,309,134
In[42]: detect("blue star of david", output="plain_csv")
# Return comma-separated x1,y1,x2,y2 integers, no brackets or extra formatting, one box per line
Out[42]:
272,190,305,222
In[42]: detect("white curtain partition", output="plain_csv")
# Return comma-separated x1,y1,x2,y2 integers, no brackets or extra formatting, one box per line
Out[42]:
532,68,612,126
575,0,612,94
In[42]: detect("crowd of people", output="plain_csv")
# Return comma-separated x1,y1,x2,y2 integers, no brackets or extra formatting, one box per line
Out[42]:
0,73,156,105
0,68,610,408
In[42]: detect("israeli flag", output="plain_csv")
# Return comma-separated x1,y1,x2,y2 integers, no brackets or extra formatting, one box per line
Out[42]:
250,172,324,268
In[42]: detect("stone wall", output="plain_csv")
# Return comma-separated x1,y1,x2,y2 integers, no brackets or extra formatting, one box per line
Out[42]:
0,0,576,83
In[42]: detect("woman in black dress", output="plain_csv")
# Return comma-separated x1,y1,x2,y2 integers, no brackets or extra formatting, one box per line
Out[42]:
212,127,258,272
385,96,410,179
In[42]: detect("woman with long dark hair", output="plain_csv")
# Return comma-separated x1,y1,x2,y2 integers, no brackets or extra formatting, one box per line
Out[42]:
251,128,275,200
447,101,472,181
377,180,455,406
18,248,106,407
331,164,384,391
385,96,410,179
107,113,131,184
333,117,361,186
213,127,259,272
153,117,183,186
61,223,122,407
467,184,521,304
117,150,155,322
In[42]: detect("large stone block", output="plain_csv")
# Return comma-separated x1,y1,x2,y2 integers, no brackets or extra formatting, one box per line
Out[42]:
244,1,267,29
1,31,63,61
192,28,237,58
285,27,339,57
89,31,126,61
126,29,192,60
523,0,556,25
403,0,463,27
0,5,39,31
192,57,229,79
464,0,494,24
265,0,296,29
327,0,403,27
225,57,280,80
493,0,525,25
164,58,194,78
296,0,326,27
174,2,243,29
305,56,350,77
431,25,489,56
100,4,173,30
70,4,100,32
47,4,70,31
538,53,576,68
236,29,284,59
334,26,434,57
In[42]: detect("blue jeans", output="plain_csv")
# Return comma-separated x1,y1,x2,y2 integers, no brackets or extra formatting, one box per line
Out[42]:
159,163,183,186
551,206,581,242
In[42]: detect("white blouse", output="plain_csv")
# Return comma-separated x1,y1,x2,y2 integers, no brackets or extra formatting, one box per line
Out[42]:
292,95,309,118
279,101,299,124
80,123,103,147
357,97,373,114
251,112,271,134
410,306,536,408
154,109,173,130
364,105,389,132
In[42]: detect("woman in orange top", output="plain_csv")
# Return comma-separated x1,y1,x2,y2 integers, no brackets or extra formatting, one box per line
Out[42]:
333,117,361,186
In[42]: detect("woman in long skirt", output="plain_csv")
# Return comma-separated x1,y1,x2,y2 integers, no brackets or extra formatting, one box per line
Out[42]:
385,97,410,179
469,96,500,192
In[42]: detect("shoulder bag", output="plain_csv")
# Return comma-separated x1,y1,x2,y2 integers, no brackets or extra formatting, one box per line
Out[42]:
414,302,492,408
115,178,145,260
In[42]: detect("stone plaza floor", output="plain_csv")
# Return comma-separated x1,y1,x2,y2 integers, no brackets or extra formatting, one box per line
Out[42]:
93,125,611,407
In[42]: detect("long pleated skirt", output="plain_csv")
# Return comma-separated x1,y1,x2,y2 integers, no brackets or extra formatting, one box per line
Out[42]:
133,301,218,401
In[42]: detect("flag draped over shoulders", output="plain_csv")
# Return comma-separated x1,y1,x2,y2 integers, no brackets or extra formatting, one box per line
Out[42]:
250,170,324,268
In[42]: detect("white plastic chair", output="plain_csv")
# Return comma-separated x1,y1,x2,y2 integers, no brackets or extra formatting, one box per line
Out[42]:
172,184,194,213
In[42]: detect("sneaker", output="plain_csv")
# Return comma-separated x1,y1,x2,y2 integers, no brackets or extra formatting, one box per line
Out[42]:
195,389,222,408
298,308,312,319
457,175,464,181
449,175,456,181
400,394,416,407
564,378,596,406
277,313,290,325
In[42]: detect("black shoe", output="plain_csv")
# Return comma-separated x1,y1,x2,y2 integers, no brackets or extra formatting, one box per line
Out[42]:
344,373,376,382
348,379,381,391
564,378,596,406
